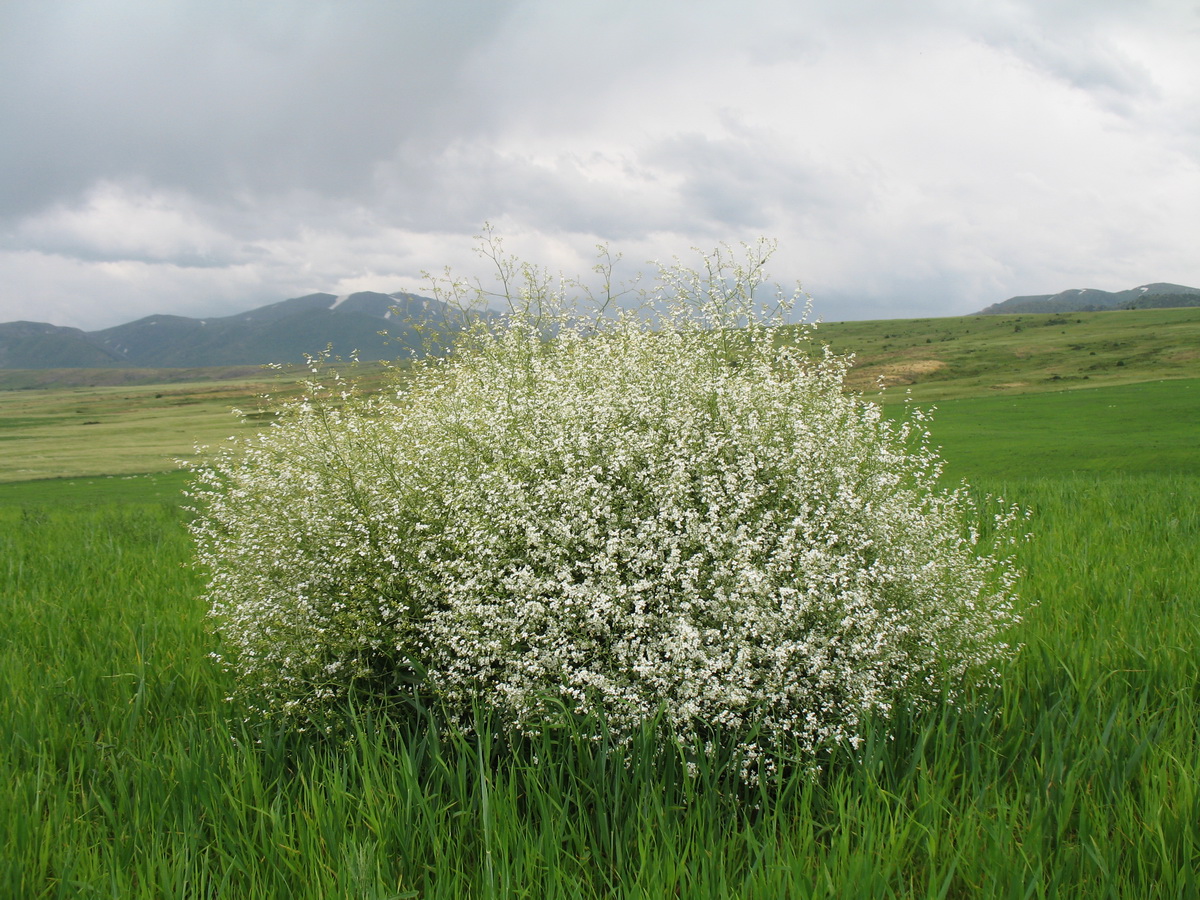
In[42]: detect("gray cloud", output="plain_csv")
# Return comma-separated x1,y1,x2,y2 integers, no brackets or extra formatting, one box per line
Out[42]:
0,0,515,217
1,0,1198,330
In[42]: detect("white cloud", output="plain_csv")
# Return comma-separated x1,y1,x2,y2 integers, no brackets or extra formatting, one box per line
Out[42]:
14,182,242,266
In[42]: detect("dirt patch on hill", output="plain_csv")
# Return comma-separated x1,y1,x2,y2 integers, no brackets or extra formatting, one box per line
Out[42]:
849,358,947,388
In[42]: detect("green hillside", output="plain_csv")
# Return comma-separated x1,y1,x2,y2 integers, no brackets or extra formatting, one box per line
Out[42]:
809,306,1200,401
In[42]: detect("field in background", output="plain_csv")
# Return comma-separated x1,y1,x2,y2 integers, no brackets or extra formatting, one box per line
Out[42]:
2,307,1198,895
1,306,1198,486
2,374,1197,501
924,378,1200,481
0,363,395,484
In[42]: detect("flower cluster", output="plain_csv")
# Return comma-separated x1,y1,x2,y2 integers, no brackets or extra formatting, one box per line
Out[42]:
188,243,1023,772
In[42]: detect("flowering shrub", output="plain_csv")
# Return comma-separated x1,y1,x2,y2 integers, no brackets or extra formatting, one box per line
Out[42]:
188,241,1023,773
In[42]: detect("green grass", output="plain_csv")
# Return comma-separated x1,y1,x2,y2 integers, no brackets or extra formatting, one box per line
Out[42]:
2,474,1197,896
0,362,400,483
0,471,192,507
912,378,1200,482
2,307,1199,895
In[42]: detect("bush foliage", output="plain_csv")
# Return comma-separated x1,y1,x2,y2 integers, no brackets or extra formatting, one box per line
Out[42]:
188,240,1023,774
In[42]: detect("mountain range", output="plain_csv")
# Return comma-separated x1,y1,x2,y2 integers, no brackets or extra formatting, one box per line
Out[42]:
0,291,484,370
4,282,1199,370
974,282,1200,315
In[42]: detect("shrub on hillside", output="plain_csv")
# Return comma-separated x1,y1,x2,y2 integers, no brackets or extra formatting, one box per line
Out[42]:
188,239,1024,776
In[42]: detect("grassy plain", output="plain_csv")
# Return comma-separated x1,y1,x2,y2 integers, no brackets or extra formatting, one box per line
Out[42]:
0,378,281,483
1,307,1198,896
0,363,394,484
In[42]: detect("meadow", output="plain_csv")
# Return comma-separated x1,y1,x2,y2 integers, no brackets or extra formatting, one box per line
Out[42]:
2,308,1198,897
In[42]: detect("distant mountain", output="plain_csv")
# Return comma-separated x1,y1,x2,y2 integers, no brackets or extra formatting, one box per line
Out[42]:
0,321,127,368
975,283,1200,315
0,291,489,369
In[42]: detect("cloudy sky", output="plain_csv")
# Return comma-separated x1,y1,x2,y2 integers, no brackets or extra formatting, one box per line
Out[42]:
2,0,1199,330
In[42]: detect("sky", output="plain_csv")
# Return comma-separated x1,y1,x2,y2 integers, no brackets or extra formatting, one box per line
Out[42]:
2,0,1199,331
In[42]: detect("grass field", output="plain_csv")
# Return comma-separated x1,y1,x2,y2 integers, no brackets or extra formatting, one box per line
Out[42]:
3,476,1196,896
918,378,1200,481
1,307,1198,896
0,378,280,483
0,362,392,483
